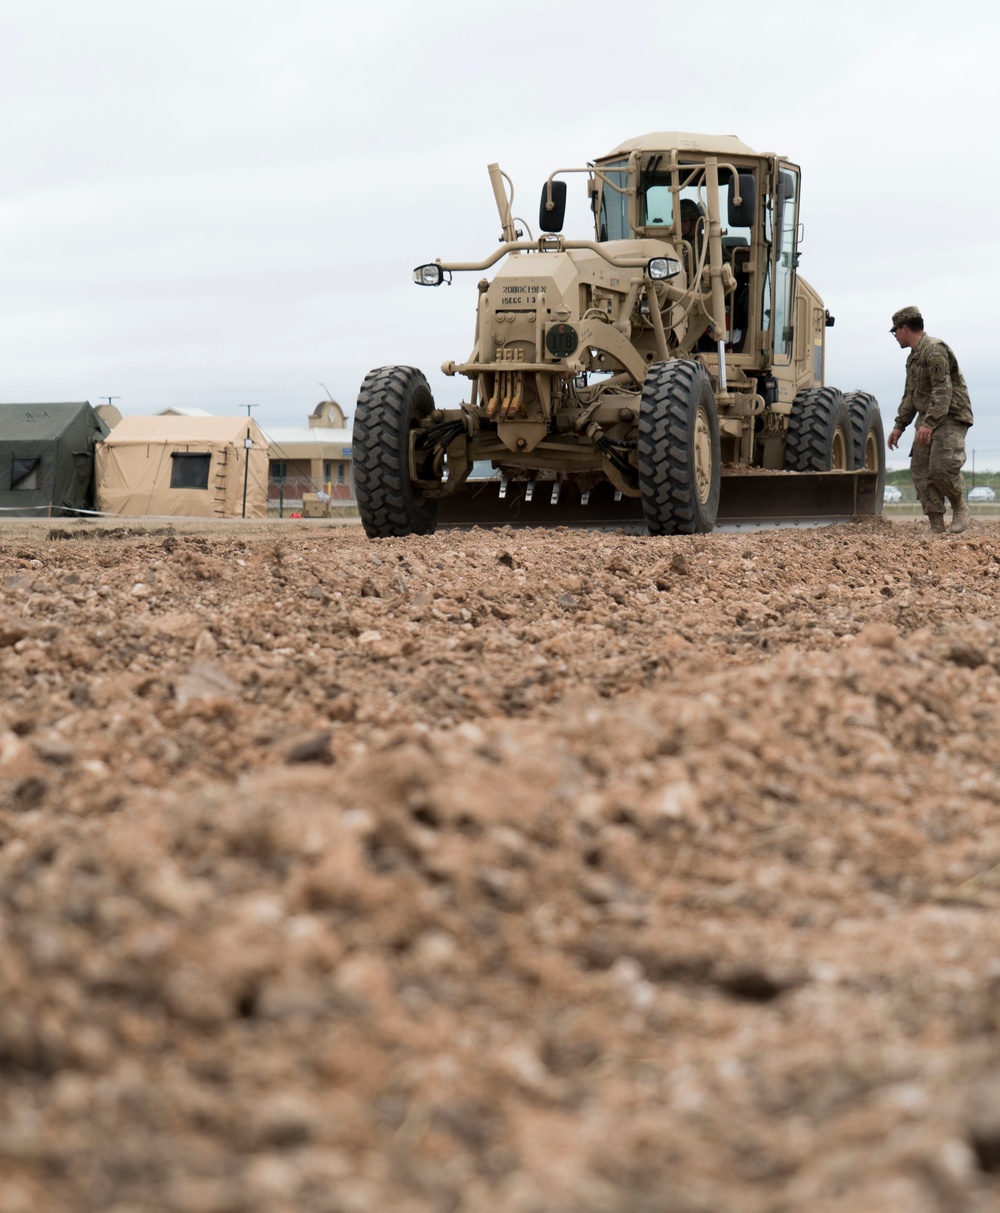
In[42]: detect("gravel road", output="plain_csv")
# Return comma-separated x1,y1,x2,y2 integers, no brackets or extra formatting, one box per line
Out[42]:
3,516,1000,1212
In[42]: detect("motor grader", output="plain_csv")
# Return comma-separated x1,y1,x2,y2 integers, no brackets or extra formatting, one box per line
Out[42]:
352,132,885,536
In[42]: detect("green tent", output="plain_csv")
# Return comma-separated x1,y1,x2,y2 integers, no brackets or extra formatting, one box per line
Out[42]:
0,402,110,518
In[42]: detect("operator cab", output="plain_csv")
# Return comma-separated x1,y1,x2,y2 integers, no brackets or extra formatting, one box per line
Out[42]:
591,132,799,362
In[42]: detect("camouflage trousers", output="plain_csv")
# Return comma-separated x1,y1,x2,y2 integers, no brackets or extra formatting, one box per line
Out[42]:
910,418,969,516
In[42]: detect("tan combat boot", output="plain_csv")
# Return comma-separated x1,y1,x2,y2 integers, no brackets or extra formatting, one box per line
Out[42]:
928,513,946,534
949,498,970,534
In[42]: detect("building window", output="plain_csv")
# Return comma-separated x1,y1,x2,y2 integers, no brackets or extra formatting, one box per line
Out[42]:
271,462,287,481
336,463,345,484
323,461,332,481
11,457,41,491
170,452,211,490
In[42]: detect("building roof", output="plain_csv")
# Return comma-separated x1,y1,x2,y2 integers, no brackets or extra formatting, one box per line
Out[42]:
263,426,352,453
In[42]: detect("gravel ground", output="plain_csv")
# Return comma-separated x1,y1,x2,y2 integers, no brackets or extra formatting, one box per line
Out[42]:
4,515,1000,1212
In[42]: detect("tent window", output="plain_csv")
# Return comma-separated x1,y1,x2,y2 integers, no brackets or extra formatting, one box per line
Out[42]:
170,452,211,490
11,457,41,491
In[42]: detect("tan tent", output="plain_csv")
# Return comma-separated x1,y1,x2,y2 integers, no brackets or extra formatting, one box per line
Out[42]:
95,415,270,518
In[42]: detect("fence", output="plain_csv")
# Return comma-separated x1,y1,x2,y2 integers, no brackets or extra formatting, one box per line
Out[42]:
267,475,357,518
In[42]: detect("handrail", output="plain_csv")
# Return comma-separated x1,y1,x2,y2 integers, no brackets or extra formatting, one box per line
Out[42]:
431,237,664,275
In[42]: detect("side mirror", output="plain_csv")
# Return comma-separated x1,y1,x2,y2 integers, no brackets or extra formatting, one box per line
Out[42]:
539,180,567,233
728,173,756,227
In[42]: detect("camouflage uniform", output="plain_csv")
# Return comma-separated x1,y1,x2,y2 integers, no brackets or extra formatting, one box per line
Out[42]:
893,329,973,518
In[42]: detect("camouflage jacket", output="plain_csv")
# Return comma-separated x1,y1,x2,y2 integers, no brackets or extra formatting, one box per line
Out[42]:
895,334,974,431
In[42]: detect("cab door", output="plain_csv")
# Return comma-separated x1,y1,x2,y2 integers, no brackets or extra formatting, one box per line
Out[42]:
765,160,800,367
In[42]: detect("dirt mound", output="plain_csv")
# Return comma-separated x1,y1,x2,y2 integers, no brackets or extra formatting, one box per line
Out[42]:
3,518,1000,1211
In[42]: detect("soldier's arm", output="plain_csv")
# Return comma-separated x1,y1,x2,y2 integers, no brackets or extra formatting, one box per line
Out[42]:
921,346,953,429
894,384,916,431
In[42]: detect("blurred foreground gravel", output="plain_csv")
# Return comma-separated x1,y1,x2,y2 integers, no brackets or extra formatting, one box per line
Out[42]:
3,516,1000,1212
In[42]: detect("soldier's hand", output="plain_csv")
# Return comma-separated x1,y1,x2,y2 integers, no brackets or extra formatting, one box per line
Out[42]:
887,427,903,450
915,425,933,445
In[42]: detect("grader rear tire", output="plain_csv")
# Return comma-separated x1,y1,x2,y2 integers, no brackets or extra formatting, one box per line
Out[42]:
352,366,440,538
784,387,854,472
638,360,720,535
845,390,886,512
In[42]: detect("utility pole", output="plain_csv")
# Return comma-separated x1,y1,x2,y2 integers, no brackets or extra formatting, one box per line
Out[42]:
242,404,258,519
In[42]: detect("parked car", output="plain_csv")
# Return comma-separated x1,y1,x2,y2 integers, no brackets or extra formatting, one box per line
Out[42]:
968,486,996,502
883,485,903,502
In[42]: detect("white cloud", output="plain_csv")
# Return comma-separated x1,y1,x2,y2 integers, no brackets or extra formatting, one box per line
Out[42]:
0,0,996,465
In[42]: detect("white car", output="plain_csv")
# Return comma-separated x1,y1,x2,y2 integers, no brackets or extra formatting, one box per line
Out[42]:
968,486,996,502
883,485,903,502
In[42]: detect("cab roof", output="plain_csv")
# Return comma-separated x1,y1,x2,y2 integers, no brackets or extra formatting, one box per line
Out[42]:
598,132,761,160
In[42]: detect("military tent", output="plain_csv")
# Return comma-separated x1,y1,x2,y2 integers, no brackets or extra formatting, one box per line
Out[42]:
95,415,270,518
0,401,109,518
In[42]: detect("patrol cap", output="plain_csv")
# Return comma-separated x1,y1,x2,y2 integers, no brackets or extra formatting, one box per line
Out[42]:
891,305,922,331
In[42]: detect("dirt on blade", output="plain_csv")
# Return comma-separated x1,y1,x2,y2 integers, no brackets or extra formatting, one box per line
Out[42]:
3,516,1000,1212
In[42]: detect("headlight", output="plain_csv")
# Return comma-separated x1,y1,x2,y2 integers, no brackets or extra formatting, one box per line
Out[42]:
647,257,681,280
413,264,451,286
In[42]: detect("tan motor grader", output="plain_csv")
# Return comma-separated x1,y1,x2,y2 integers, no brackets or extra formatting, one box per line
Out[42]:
352,131,885,536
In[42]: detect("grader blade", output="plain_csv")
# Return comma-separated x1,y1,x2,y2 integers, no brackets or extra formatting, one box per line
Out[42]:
435,470,881,531
714,469,881,526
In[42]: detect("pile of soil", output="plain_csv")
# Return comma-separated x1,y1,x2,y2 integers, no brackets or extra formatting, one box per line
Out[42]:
4,516,1000,1212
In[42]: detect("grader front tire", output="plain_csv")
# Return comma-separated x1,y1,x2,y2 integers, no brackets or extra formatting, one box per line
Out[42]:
352,366,440,538
638,360,721,535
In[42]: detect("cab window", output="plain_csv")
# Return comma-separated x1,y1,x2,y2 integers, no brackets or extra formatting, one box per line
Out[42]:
771,167,799,361
640,177,674,227
598,161,629,242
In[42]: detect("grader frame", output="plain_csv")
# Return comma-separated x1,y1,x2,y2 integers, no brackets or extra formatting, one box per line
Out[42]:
352,131,884,535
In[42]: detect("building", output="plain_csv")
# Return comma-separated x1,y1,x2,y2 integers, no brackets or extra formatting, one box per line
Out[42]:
262,399,353,507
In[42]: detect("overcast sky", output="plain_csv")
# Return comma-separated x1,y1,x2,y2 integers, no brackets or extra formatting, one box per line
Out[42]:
2,0,997,468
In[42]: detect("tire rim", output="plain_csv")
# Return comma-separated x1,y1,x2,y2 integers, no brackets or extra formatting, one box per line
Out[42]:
694,405,713,503
831,426,848,471
863,429,878,472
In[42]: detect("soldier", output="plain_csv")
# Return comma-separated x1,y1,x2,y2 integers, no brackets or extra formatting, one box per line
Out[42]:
887,306,974,534
679,198,704,250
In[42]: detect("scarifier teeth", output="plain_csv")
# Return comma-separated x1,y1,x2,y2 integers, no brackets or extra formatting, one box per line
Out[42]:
550,482,561,505
525,481,535,503
581,490,590,505
498,476,508,500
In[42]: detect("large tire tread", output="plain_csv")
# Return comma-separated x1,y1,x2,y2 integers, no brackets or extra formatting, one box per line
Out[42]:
638,359,720,535
784,386,854,472
352,366,438,538
845,390,886,513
